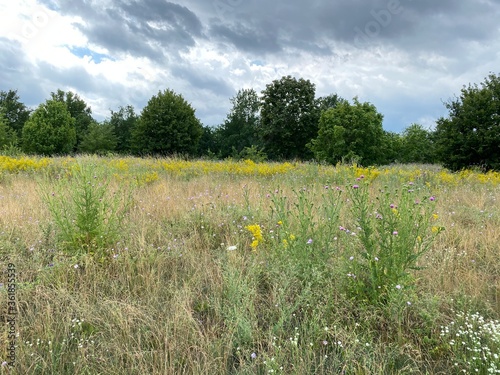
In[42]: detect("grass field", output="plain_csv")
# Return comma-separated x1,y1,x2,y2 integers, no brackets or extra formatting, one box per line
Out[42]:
0,155,499,374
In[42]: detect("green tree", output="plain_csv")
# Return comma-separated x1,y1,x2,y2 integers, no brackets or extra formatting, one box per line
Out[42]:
51,89,94,150
434,73,500,171
78,122,117,155
108,105,138,154
196,125,218,158
131,89,203,156
399,123,435,164
379,130,402,165
0,114,18,149
309,97,384,165
22,99,76,155
0,89,31,136
215,88,261,158
260,76,320,160
318,93,345,113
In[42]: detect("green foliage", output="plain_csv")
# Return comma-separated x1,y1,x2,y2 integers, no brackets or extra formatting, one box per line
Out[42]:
78,122,117,155
0,113,18,149
215,88,261,158
317,93,346,112
108,105,138,154
260,76,320,160
196,125,218,158
238,145,267,162
22,99,76,155
379,130,402,165
51,89,95,151
399,124,435,164
0,89,31,136
435,73,500,171
39,162,132,259
309,97,384,166
131,89,203,156
344,180,443,303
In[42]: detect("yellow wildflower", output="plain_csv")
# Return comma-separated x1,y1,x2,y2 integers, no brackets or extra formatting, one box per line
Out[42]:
246,224,263,250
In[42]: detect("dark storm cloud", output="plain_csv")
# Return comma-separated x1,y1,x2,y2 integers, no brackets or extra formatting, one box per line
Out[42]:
44,0,500,59
45,0,203,60
211,0,500,54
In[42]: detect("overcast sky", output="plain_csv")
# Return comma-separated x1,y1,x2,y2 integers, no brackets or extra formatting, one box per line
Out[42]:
1,0,499,132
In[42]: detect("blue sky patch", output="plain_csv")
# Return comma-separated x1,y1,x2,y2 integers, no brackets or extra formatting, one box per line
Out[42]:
68,46,113,64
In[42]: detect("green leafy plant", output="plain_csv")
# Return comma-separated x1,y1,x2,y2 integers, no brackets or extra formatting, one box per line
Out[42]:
40,161,132,260
344,179,443,303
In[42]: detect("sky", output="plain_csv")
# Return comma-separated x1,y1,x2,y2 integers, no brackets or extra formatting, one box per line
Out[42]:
1,0,499,133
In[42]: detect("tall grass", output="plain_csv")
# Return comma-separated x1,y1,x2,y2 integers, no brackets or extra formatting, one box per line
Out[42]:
0,156,499,374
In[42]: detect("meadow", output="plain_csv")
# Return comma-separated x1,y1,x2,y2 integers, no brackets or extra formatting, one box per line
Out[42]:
0,155,499,374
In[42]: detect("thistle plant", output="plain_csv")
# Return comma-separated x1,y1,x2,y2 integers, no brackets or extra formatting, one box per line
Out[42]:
345,179,444,303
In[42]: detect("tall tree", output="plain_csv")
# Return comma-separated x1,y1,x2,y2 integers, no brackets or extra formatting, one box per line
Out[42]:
22,99,76,155
309,97,384,165
0,89,31,136
434,73,500,171
260,76,320,160
0,113,18,149
51,89,94,150
131,89,203,156
215,88,261,158
399,124,435,164
108,105,138,154
78,122,117,155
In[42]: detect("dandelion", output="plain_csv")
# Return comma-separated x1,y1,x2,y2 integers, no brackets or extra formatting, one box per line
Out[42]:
432,213,439,220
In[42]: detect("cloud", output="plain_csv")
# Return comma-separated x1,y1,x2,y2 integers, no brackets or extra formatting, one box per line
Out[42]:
0,0,499,131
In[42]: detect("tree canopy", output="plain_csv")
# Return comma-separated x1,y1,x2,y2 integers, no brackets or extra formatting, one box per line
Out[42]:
0,89,31,136
309,97,384,165
435,73,500,171
22,99,76,156
131,89,203,156
215,88,261,159
260,76,319,160
51,89,94,150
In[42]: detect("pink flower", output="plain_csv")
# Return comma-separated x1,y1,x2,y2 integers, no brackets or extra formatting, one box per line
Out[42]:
352,184,359,189
429,196,435,201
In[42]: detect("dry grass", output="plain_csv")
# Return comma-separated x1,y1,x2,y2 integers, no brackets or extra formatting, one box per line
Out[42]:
0,157,499,374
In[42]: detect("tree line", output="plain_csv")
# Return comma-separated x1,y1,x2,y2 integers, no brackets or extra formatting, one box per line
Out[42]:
1,73,499,171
